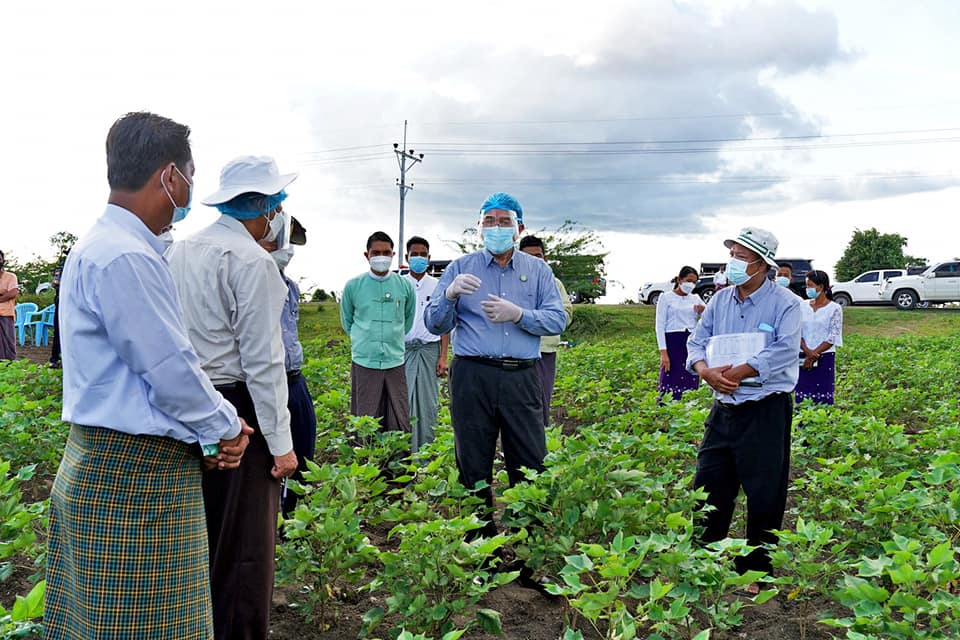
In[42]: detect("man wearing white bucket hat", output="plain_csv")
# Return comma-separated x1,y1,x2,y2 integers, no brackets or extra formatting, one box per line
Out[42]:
167,155,298,639
685,226,801,596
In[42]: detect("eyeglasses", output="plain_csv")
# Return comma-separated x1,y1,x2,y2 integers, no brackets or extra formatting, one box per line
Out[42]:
480,216,516,228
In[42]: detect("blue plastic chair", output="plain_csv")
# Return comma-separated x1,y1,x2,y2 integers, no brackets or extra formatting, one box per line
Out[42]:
25,304,56,346
13,303,38,346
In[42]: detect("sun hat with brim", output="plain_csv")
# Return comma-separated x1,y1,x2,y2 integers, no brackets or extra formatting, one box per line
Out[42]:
723,226,780,268
201,155,298,206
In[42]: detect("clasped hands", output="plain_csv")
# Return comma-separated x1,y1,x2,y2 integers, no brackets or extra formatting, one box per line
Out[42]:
445,274,522,324
203,418,299,479
696,363,756,395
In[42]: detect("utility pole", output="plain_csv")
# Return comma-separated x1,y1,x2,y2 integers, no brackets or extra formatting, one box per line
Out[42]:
394,120,424,268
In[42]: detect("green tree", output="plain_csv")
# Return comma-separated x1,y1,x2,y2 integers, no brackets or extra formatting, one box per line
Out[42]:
834,228,925,282
49,232,77,260
448,220,608,303
4,231,79,293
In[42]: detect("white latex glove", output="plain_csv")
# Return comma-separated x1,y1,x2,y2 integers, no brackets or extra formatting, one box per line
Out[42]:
481,294,523,324
445,273,482,300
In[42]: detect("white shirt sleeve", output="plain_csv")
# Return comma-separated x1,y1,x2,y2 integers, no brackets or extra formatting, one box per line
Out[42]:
229,255,292,456
655,292,670,350
827,303,843,348
95,254,241,444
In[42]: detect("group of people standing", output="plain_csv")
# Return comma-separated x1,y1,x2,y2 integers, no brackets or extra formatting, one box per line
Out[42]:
42,111,574,639
45,113,316,640
339,194,572,578
32,106,856,637
655,251,843,406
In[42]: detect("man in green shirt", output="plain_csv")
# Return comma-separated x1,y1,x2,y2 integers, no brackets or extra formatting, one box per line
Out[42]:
340,231,416,433
519,235,573,427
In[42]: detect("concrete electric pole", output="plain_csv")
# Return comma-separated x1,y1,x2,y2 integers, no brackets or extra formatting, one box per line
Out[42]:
394,120,424,268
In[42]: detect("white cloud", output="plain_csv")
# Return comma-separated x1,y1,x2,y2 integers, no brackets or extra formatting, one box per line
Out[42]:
1,0,958,303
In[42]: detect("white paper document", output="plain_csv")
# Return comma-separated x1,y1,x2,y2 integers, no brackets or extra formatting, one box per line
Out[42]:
705,333,767,387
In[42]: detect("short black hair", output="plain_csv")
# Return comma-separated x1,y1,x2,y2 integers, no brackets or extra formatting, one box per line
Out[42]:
678,265,698,281
367,231,394,250
406,236,429,252
106,112,192,191
519,235,545,252
778,263,794,274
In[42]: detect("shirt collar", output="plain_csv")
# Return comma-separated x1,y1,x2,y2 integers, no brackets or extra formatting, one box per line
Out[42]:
103,204,165,256
483,248,516,268
734,277,775,306
214,213,258,238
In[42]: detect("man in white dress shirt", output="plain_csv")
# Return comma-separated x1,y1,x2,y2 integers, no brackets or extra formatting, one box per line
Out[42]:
403,236,449,454
167,155,298,640
45,111,252,640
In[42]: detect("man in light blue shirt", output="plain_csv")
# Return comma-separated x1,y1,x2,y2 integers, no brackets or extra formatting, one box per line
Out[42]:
685,226,801,594
424,193,565,564
46,112,252,640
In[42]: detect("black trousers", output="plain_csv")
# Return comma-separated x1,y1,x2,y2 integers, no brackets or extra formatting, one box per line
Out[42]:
281,372,317,518
450,358,546,536
694,392,792,575
204,382,281,640
50,291,62,364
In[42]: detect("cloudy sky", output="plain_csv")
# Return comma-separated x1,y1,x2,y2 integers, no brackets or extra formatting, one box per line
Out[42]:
2,0,958,301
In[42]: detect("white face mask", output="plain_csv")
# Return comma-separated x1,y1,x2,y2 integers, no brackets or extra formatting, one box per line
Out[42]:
369,255,393,273
272,246,294,270
679,281,696,295
262,210,285,243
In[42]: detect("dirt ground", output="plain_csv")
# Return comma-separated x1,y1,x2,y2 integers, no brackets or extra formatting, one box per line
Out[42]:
14,343,53,366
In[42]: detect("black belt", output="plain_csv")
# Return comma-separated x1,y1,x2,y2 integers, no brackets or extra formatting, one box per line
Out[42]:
214,380,247,392
458,355,537,370
286,369,301,381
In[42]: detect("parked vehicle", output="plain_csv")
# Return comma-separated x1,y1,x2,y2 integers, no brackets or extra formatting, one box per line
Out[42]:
766,257,815,297
879,260,960,310
832,269,909,307
640,277,715,306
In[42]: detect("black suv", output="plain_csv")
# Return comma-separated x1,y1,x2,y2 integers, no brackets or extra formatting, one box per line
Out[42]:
767,257,815,297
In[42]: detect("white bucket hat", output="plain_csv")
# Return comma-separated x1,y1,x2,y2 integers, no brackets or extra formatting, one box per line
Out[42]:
723,227,779,268
201,155,298,206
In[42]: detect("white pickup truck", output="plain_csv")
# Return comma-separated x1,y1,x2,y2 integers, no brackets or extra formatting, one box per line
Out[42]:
831,269,909,307
879,260,960,310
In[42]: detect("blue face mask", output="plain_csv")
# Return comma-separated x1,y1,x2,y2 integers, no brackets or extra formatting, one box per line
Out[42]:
162,166,193,225
482,227,516,255
775,276,790,287
806,287,819,299
726,257,760,286
408,256,429,274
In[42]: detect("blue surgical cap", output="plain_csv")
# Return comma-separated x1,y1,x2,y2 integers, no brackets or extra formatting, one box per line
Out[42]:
480,192,523,223
216,190,288,220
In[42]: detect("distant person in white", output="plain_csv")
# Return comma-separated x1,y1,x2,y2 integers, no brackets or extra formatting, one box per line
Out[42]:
713,265,728,290
402,235,449,454
166,155,298,640
655,265,705,401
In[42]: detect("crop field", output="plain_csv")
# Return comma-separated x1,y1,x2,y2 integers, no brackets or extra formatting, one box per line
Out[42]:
0,305,959,639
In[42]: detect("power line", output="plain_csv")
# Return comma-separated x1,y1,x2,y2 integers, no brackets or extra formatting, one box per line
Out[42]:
416,137,960,156
311,172,958,191
410,127,960,147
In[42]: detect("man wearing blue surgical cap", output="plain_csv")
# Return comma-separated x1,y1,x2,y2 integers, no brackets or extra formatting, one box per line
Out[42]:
167,155,299,640
424,192,566,593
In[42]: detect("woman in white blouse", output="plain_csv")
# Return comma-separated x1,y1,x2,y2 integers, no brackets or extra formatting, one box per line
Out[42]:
655,266,706,401
796,270,843,405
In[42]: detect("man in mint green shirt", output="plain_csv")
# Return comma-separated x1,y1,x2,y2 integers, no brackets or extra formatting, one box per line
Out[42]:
340,231,416,433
